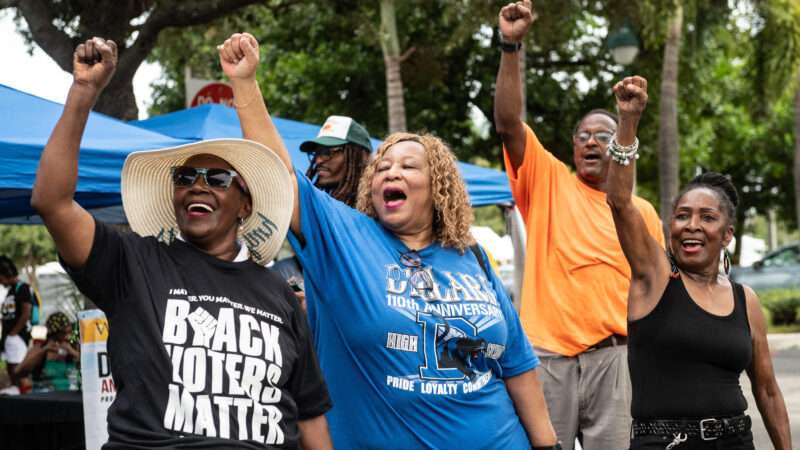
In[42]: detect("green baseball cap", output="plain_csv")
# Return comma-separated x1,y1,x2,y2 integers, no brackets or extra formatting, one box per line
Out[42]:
300,115,373,153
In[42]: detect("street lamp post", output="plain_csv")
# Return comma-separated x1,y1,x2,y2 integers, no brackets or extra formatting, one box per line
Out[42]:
607,24,640,67
607,24,641,191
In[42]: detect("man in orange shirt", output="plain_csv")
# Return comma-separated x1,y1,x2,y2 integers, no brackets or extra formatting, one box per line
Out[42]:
494,3,664,450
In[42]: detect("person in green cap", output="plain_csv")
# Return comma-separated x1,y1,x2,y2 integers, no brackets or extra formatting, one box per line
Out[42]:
299,115,372,207
274,116,374,306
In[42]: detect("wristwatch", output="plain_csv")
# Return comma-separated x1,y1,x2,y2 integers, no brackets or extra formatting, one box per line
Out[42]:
499,39,523,52
533,444,563,450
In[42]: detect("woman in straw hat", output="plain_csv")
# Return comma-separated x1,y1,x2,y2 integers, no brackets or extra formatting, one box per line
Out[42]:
30,38,333,449
220,33,559,449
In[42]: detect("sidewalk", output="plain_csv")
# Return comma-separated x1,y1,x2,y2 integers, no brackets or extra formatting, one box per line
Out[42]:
744,334,799,449
767,332,800,352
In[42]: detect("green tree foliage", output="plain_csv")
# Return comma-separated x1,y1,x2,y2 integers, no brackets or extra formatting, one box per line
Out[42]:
0,225,55,269
0,225,56,293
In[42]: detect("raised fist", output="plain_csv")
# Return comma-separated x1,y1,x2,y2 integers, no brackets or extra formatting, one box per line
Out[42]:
499,1,535,43
73,37,117,93
613,76,648,118
218,32,260,81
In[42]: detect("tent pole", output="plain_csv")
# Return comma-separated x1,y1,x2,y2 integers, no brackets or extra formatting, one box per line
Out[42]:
503,204,526,312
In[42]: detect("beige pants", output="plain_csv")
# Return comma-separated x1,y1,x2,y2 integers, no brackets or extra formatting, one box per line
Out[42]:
537,345,631,450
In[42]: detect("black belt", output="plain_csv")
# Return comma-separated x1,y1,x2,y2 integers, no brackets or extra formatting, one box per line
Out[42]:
632,415,751,441
585,333,627,352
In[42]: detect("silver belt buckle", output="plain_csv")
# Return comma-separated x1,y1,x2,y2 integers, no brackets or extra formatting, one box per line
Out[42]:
699,418,718,441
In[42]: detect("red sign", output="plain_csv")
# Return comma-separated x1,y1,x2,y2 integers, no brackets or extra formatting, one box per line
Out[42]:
190,82,234,107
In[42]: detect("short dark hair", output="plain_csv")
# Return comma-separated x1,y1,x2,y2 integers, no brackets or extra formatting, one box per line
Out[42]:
673,172,739,225
572,109,619,136
0,256,18,278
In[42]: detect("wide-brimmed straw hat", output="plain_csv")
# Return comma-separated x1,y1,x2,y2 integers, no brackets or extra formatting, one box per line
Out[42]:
121,139,292,265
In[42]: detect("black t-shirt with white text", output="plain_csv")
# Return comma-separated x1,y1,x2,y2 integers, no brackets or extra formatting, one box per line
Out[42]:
1,280,33,345
64,221,331,449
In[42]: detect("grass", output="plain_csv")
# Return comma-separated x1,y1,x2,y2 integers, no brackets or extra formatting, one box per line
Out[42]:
768,323,800,334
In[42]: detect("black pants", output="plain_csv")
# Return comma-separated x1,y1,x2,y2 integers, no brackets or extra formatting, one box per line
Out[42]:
629,430,755,449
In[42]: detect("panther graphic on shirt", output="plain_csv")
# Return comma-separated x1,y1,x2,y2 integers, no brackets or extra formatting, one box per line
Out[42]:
382,264,507,395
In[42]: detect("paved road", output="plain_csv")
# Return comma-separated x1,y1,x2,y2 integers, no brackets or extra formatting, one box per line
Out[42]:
741,335,800,449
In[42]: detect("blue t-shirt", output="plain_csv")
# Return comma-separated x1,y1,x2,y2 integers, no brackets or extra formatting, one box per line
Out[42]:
288,171,539,449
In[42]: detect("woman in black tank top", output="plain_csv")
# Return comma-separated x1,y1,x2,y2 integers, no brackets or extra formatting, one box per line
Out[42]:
604,77,791,449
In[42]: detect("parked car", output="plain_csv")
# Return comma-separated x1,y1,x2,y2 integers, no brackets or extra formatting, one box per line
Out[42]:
730,242,800,292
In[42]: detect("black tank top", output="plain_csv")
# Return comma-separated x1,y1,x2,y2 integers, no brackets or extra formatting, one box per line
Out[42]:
629,276,752,419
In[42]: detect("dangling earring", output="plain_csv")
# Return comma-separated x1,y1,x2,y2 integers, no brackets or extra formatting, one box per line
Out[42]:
723,248,731,275
237,217,244,230
667,251,679,278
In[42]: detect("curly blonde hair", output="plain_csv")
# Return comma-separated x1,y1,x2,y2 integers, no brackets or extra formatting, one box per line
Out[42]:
356,132,475,252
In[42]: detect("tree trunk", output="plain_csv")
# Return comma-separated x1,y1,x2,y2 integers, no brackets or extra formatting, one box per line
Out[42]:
794,67,800,229
379,0,407,133
732,204,745,265
22,254,38,298
657,2,683,241
96,78,139,120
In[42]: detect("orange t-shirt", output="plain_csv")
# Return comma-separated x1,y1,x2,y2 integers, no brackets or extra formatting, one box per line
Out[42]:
504,124,664,356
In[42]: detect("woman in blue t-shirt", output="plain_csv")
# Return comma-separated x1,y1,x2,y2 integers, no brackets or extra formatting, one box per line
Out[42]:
220,33,559,449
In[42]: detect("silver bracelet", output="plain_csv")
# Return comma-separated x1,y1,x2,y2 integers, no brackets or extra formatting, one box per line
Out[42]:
607,135,640,166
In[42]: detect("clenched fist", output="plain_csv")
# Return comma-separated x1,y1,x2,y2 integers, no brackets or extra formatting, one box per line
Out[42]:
73,37,117,93
218,32,260,81
613,76,648,118
499,1,535,43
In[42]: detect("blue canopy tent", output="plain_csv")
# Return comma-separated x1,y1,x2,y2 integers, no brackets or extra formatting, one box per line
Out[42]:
0,84,189,223
131,104,513,207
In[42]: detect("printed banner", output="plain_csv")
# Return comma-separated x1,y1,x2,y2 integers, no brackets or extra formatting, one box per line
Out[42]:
79,309,115,450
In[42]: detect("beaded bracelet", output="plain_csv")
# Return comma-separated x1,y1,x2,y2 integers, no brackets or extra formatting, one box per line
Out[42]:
607,135,640,166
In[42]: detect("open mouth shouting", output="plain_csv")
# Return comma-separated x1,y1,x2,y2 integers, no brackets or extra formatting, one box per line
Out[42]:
680,238,704,254
383,187,407,210
583,151,603,163
186,202,215,218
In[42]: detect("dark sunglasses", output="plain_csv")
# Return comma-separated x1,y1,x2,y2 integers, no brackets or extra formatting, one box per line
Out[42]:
171,166,240,190
575,130,613,145
307,146,344,161
399,250,435,293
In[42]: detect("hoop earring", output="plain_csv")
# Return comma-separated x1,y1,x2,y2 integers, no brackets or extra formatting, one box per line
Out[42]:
723,248,731,275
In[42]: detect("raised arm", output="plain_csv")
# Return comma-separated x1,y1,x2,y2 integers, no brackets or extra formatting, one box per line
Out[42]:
30,38,118,270
605,77,669,320
744,287,792,449
218,33,300,237
494,0,534,170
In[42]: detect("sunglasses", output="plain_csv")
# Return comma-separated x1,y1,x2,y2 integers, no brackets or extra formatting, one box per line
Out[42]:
575,130,613,145
171,166,240,190
399,250,435,293
308,146,344,161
